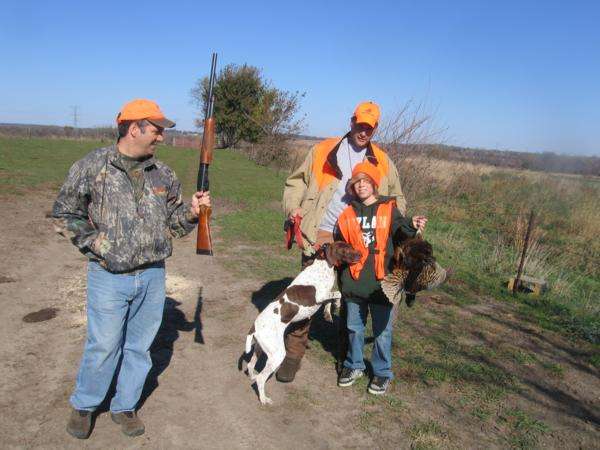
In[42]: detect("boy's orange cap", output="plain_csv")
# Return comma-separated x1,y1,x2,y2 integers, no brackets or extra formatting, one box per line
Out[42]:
347,161,381,195
116,99,175,128
353,101,380,128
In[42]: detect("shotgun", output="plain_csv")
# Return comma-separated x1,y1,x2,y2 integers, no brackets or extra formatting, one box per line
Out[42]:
196,52,218,255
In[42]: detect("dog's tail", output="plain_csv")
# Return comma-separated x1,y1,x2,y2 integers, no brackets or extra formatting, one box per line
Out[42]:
245,324,255,354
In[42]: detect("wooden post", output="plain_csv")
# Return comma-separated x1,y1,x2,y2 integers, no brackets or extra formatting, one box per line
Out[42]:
513,210,535,295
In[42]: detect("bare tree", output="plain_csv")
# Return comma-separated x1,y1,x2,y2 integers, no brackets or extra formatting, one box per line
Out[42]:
375,99,446,206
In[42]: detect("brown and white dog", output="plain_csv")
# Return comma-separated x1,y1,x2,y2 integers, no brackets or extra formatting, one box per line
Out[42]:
244,241,361,405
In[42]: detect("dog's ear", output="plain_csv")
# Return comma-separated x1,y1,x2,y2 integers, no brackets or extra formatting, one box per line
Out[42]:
324,242,339,267
314,243,329,261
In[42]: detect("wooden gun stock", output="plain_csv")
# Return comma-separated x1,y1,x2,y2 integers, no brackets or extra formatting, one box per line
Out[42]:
196,118,216,255
195,205,213,255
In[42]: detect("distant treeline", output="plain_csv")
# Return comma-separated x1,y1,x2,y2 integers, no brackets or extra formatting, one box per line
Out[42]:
394,144,600,177
1,123,597,177
0,123,199,147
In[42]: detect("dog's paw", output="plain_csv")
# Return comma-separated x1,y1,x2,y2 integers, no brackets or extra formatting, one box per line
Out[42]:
260,396,273,406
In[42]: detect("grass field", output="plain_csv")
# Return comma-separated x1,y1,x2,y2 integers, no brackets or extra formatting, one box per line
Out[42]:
1,136,598,448
1,136,597,344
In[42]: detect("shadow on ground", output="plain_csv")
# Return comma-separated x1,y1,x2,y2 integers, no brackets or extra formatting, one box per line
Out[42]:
94,296,200,414
138,296,201,407
251,278,293,311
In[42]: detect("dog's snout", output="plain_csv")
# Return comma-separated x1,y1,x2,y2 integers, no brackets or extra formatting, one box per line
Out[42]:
346,250,361,263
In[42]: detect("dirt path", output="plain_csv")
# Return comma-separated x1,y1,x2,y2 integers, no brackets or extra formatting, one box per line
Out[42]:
0,194,374,449
1,193,598,449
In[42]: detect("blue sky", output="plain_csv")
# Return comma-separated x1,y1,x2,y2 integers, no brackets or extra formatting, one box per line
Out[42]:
1,0,598,155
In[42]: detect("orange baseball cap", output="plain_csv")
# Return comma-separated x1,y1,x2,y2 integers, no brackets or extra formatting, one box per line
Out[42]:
116,99,175,128
353,101,380,128
346,161,381,195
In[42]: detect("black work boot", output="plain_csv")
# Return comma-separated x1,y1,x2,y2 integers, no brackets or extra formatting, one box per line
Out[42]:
111,411,145,437
276,357,301,383
66,408,92,439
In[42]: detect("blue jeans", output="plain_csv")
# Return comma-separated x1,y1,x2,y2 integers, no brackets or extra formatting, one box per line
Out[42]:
70,261,166,413
344,300,395,379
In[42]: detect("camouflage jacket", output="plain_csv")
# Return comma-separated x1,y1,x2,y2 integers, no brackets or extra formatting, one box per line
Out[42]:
52,145,197,272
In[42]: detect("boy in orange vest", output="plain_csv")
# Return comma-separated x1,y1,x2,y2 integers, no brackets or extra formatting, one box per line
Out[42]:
336,162,426,394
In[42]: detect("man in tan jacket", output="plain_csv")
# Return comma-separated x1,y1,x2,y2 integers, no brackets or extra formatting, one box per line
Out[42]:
278,101,407,382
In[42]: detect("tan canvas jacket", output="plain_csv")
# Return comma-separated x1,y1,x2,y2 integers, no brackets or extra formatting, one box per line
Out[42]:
283,135,406,255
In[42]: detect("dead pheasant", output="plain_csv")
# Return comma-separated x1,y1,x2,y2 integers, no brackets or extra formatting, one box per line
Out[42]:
381,232,451,306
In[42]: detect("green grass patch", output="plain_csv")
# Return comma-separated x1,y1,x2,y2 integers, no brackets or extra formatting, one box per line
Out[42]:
409,420,448,450
510,349,538,366
501,408,550,449
471,406,492,421
416,169,600,345
0,137,104,193
540,361,565,377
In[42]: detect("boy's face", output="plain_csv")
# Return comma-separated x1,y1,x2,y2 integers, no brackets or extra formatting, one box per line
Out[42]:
353,176,376,201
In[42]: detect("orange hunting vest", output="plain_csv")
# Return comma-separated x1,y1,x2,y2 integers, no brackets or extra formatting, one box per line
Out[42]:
312,137,390,191
337,201,395,280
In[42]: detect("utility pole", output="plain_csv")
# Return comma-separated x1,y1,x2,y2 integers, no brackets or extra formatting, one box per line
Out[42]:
70,105,80,139
70,105,79,128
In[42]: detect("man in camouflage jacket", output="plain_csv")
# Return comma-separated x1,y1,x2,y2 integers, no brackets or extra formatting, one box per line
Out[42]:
53,99,210,439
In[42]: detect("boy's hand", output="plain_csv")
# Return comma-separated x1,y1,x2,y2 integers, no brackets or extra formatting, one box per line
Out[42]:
412,215,427,232
189,191,211,218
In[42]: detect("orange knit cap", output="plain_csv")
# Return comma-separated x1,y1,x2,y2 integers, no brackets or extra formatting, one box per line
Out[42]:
346,161,381,195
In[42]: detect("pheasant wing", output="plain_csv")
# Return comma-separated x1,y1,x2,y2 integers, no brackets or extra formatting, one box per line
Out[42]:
381,270,407,305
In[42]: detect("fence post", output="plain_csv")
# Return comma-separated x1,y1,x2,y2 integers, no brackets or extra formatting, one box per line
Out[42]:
513,209,535,295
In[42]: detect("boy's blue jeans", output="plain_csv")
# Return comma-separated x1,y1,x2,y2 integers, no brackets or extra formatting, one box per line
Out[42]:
70,260,166,413
344,299,395,379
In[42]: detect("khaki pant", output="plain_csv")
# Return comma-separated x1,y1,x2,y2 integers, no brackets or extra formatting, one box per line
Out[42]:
284,230,333,361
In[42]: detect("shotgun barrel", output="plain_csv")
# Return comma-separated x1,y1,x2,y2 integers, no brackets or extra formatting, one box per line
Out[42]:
196,52,218,255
